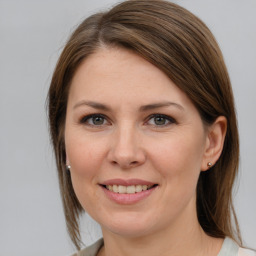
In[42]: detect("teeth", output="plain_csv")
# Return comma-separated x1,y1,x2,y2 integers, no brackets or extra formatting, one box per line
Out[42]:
135,185,142,193
119,185,126,193
142,185,147,191
105,185,154,194
127,185,135,194
113,185,118,193
107,185,113,192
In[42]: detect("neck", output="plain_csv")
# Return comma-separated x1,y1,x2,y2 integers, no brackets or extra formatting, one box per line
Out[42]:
99,211,223,256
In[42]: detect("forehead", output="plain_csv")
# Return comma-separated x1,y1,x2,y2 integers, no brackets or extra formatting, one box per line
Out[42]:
68,47,196,113
72,47,169,89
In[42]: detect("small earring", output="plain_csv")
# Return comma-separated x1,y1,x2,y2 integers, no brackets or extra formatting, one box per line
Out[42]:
207,162,213,168
66,165,71,174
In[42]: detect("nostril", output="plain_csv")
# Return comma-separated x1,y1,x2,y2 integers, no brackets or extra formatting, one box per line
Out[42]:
111,160,139,169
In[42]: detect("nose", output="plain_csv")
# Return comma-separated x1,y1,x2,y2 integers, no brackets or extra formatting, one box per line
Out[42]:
107,124,146,169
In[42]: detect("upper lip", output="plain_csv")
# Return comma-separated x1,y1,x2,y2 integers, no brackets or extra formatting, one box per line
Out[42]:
101,179,156,186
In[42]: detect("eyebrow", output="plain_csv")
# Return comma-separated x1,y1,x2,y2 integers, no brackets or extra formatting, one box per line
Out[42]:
73,100,111,111
139,102,184,111
73,100,184,111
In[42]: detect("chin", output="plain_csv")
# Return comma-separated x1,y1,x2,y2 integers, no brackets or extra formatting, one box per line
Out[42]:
104,224,153,238
100,211,158,238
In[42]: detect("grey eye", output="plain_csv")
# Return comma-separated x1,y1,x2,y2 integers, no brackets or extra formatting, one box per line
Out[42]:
154,116,167,125
91,116,105,125
80,114,107,126
147,114,176,126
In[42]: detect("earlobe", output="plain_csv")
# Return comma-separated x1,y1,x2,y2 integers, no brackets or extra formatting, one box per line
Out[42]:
201,116,227,171
66,155,70,167
65,155,71,173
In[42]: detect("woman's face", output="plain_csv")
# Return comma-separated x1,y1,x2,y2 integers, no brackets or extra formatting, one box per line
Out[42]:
65,47,210,238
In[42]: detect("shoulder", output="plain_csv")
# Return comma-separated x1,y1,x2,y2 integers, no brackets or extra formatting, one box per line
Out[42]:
70,238,104,256
218,237,256,256
238,248,256,256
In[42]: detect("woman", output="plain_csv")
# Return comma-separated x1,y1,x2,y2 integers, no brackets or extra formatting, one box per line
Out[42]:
48,0,255,255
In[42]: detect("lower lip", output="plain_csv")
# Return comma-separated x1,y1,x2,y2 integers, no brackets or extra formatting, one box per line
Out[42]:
101,186,157,205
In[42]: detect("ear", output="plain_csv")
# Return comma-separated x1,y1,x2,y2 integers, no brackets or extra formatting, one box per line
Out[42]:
201,116,227,171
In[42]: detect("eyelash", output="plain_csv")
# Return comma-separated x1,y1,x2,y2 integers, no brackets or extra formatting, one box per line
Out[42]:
79,113,176,127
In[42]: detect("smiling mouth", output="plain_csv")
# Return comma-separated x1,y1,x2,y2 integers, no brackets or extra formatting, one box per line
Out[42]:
102,184,158,194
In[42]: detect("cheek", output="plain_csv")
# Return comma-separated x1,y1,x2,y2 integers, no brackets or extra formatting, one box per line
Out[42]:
66,139,105,211
65,134,107,205
66,134,106,176
149,133,205,186
152,137,203,212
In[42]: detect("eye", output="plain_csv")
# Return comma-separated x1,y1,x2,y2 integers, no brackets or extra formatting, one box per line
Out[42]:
80,114,108,126
147,114,176,126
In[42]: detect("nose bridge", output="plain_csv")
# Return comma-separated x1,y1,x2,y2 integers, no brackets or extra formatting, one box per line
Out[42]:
108,121,145,168
117,122,136,153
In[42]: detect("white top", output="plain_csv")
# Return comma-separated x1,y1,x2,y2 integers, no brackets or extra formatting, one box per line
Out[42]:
72,237,256,256
218,237,256,256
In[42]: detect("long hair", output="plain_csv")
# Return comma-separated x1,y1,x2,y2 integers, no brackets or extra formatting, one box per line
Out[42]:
48,0,240,250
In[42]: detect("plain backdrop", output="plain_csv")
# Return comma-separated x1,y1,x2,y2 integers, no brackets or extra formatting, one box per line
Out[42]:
0,0,255,255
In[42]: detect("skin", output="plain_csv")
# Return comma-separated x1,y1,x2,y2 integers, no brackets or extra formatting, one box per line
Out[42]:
65,47,227,256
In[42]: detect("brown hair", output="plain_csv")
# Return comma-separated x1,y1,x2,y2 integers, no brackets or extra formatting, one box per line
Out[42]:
48,0,241,250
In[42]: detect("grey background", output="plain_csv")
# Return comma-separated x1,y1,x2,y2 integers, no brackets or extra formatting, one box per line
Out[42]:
0,0,255,255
